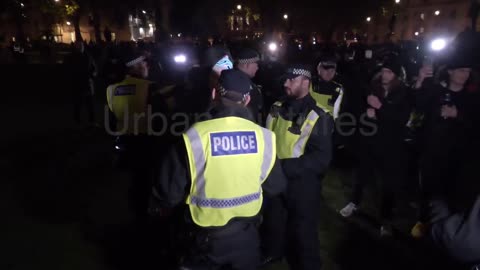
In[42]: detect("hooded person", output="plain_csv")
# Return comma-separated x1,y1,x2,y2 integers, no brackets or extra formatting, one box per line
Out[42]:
411,51,477,238
340,56,411,237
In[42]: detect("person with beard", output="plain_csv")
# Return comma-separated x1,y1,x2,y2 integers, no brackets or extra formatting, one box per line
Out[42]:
263,64,334,270
339,58,411,236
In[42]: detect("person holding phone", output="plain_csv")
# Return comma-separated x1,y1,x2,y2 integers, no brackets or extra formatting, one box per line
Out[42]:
411,53,475,238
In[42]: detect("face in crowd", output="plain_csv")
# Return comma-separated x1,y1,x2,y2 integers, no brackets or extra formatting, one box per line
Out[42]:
238,62,259,78
131,60,149,79
448,68,471,87
317,65,336,82
284,76,310,99
380,68,396,86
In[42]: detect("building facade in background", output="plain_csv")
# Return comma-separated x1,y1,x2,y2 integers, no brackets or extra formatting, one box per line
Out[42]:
0,0,169,45
365,0,474,43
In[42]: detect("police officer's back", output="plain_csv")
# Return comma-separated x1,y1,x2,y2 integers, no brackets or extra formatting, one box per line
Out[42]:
152,70,286,270
106,51,162,220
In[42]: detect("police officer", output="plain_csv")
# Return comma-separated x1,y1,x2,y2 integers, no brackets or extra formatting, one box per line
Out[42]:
310,55,345,120
152,69,286,270
236,48,264,124
106,51,165,221
107,51,154,135
265,65,334,270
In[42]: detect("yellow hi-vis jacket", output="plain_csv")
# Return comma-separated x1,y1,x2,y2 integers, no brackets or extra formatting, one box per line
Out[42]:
266,101,321,159
183,116,276,227
106,76,152,135
309,82,344,120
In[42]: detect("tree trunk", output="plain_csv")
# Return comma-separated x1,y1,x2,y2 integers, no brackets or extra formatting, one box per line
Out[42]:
154,6,162,42
73,14,82,42
154,0,171,42
93,11,102,43
14,15,26,43
470,0,479,31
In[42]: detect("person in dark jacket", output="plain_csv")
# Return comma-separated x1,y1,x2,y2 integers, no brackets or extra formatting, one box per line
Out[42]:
262,64,334,270
65,40,97,126
340,58,411,236
151,70,287,270
411,54,475,237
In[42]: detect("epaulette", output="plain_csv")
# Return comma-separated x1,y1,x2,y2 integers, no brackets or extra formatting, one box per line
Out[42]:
270,101,283,118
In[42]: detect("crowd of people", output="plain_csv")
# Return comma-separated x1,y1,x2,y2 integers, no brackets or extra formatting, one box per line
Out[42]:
57,34,480,270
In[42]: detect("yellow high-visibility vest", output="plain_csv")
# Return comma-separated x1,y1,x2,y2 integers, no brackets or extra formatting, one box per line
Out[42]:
309,82,343,119
106,76,152,135
183,116,276,227
266,101,320,159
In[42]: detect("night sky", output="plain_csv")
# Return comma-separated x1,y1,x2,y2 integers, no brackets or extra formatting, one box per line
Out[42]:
167,0,390,34
0,0,391,36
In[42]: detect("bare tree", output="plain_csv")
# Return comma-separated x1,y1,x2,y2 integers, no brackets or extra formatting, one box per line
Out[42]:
470,0,480,31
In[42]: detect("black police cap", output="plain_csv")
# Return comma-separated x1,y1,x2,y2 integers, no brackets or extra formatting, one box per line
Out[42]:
217,69,251,102
236,48,260,64
284,64,312,80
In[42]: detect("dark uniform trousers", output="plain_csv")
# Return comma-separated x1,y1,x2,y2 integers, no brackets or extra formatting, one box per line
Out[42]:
115,135,155,221
286,177,322,270
181,221,260,270
262,178,322,270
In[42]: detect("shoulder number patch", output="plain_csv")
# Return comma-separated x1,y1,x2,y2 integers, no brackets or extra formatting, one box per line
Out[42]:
114,85,136,96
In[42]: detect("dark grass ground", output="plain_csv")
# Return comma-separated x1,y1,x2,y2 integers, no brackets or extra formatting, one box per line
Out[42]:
1,129,458,270
1,122,460,270
1,65,463,270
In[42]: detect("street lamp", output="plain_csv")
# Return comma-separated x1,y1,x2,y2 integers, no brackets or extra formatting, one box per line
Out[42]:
237,5,242,10
395,0,400,3
415,31,419,36
54,0,59,2
366,17,371,22
142,10,146,14
283,14,288,20
435,10,440,16
66,21,71,25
